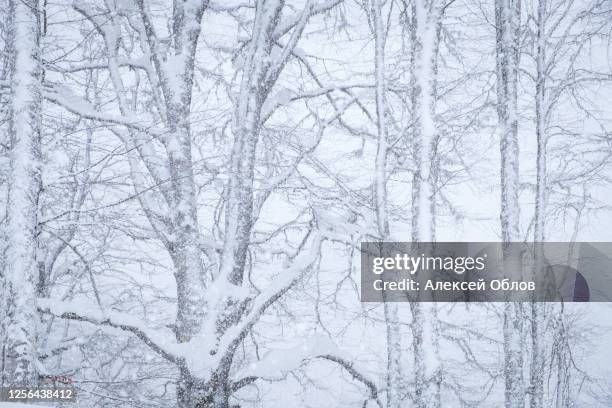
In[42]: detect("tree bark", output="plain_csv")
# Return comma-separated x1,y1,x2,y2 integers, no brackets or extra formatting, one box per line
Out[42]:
2,0,43,387
370,2,403,407
408,1,444,406
495,0,524,407
530,2,547,407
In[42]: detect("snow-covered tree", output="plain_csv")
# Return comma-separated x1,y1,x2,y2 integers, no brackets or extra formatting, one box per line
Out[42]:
2,0,43,387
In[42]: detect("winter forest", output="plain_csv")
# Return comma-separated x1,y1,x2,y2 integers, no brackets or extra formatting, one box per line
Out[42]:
1,0,611,407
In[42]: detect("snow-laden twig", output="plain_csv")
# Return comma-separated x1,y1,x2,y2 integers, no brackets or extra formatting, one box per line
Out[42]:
37,299,182,366
43,85,163,136
214,233,323,361
318,354,383,408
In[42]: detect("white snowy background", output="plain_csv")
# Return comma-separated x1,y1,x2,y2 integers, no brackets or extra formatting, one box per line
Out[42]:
1,0,611,407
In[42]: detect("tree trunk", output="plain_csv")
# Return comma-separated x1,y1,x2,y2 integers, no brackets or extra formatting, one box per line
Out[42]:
370,2,403,407
2,0,43,387
408,1,444,406
530,1,547,406
495,1,524,406
495,0,521,244
220,0,284,286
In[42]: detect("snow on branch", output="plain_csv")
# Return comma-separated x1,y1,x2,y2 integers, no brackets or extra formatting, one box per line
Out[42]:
264,1,315,90
217,233,323,357
240,335,338,380
48,56,150,73
318,354,383,408
233,337,382,408
273,0,343,40
37,299,182,366
43,85,163,136
209,0,253,11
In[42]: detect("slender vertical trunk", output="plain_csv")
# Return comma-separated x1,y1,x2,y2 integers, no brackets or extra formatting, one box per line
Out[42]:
222,91,261,286
164,2,209,344
167,108,206,342
550,191,586,408
496,0,521,244
495,1,524,407
553,313,571,408
530,1,547,407
371,2,402,407
410,300,440,408
383,302,401,408
410,0,440,245
165,10,209,406
533,0,546,251
372,0,389,241
408,1,444,407
216,5,282,361
2,0,42,387
529,302,543,408
220,0,283,286
503,297,524,408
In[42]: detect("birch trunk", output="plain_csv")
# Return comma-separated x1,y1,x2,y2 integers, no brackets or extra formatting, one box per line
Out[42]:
495,0,524,407
370,2,401,407
218,3,285,349
372,0,389,241
164,61,206,345
2,0,43,387
408,1,444,406
529,1,547,407
161,6,209,406
553,312,571,408
220,0,285,285
159,1,209,344
495,0,521,244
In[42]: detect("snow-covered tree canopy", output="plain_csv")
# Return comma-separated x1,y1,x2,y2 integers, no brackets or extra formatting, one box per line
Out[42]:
1,0,611,407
